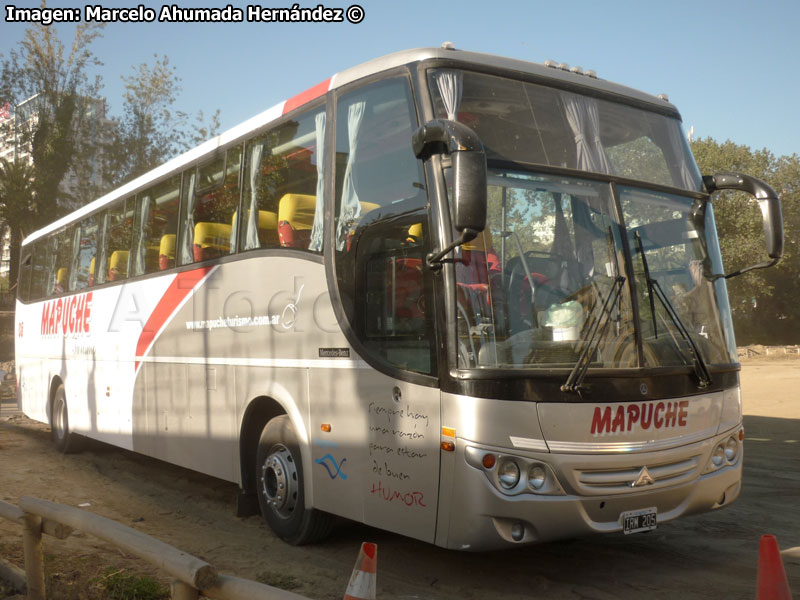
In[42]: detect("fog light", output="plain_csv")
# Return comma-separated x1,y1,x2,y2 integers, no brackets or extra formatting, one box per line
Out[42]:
528,465,546,490
712,444,725,467
725,437,738,461
511,522,525,541
498,461,520,489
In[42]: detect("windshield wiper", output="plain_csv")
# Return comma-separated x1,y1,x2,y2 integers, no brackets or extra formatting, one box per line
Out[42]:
561,275,625,394
634,231,712,389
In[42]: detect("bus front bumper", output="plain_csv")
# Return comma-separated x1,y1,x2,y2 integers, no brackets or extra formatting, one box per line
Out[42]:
436,429,742,551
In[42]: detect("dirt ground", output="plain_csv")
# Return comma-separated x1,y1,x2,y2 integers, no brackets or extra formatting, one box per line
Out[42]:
1,360,799,599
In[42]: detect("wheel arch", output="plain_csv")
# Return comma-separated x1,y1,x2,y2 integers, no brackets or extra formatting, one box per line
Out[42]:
239,392,311,505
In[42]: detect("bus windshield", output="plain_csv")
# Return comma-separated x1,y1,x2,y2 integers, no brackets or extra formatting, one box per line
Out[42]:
450,169,736,370
429,69,737,371
428,68,702,192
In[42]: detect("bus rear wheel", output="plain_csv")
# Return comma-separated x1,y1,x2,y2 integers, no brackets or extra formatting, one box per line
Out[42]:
51,384,79,454
255,415,333,545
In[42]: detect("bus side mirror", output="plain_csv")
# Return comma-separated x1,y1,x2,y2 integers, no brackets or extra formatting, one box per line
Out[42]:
412,119,487,267
703,172,784,279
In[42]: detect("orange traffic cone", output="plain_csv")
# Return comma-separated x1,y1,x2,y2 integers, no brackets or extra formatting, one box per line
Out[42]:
343,542,377,600
757,534,792,600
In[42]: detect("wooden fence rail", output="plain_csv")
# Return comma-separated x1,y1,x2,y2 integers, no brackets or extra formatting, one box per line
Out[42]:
0,497,313,600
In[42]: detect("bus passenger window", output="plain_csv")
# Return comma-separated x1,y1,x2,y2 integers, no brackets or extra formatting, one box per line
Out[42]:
334,77,430,374
29,241,47,300
240,108,325,253
132,176,181,276
180,146,241,264
105,199,133,282
17,251,32,301
71,215,104,290
45,228,74,296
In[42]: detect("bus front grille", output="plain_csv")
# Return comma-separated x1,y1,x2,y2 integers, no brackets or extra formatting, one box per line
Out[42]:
574,455,701,495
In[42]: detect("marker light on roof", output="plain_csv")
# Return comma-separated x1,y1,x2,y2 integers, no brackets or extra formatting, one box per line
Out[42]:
441,41,455,50
658,93,670,102
585,69,598,78
544,59,558,68
570,66,584,75
558,62,570,71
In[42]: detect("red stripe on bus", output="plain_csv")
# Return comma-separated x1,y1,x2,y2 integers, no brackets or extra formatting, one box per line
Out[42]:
282,77,331,115
134,267,212,371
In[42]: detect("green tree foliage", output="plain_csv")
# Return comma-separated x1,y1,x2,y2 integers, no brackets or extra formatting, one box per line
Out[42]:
0,19,221,290
0,159,35,290
691,138,799,344
104,54,221,186
0,17,104,286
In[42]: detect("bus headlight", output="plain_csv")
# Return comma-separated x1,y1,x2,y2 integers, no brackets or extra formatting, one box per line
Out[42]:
465,447,566,496
711,444,725,467
724,437,738,462
528,465,546,490
498,460,520,489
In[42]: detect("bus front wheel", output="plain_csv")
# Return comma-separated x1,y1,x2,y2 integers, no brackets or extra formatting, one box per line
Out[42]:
255,415,333,545
51,384,79,454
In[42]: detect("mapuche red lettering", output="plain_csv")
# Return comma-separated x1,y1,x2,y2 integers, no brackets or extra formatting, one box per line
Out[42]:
590,400,690,435
39,291,93,336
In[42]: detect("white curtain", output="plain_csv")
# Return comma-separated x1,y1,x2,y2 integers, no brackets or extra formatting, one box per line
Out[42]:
68,226,82,290
45,238,58,296
309,112,326,252
561,92,611,174
95,212,109,284
134,195,151,275
435,70,463,120
244,143,264,250
336,101,366,250
181,172,197,264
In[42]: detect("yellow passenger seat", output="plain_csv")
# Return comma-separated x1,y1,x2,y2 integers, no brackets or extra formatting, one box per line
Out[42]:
56,267,68,292
159,234,176,270
108,251,129,281
233,210,279,247
278,194,316,248
193,222,232,262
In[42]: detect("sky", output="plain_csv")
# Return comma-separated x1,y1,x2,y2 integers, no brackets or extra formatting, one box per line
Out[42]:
1,0,799,158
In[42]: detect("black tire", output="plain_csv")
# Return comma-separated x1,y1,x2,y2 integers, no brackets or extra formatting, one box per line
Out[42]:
51,384,80,454
255,415,333,545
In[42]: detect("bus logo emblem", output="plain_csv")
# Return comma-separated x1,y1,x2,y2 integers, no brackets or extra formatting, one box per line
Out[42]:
630,466,655,488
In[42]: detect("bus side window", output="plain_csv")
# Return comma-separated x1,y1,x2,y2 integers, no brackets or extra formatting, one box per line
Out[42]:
46,227,74,296
132,175,181,275
334,77,431,374
29,240,47,300
180,147,241,265
240,108,325,253
18,251,32,301
92,211,109,286
105,198,133,282
71,216,100,290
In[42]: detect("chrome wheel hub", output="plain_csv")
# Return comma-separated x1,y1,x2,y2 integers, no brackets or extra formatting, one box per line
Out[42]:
260,444,298,518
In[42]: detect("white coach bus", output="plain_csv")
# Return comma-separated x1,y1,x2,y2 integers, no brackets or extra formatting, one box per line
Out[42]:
15,46,783,550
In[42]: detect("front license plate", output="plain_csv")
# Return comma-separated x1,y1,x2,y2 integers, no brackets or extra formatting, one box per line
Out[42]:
621,507,657,534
